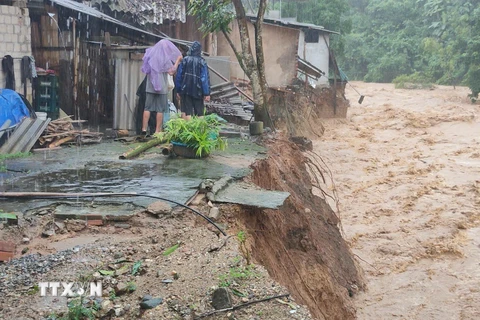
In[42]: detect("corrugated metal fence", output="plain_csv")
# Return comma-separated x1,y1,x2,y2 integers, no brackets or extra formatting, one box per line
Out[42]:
113,58,144,131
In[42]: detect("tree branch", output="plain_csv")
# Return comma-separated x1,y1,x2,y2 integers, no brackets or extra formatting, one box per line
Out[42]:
194,293,290,319
222,29,248,76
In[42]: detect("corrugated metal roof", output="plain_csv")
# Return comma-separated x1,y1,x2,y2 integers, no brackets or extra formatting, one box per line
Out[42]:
49,0,190,46
247,14,339,34
90,0,186,25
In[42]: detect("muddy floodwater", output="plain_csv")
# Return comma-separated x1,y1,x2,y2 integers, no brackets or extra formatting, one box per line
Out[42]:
318,82,480,319
0,139,260,214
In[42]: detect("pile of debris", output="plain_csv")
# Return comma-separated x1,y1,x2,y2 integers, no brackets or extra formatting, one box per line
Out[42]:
38,116,103,149
207,81,253,125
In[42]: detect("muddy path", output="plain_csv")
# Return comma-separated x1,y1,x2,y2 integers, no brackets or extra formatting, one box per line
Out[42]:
316,82,480,319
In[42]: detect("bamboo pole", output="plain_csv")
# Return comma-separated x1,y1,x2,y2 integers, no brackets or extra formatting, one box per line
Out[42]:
119,137,166,159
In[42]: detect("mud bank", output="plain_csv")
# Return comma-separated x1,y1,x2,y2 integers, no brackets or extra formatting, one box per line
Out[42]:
235,138,364,319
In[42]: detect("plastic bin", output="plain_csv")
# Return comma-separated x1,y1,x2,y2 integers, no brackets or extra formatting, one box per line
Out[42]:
34,75,59,120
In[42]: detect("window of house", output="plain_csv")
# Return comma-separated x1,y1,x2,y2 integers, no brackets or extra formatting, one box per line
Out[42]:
305,29,320,43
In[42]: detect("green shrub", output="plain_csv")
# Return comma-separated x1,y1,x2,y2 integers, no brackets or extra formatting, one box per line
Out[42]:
466,66,480,102
393,72,434,89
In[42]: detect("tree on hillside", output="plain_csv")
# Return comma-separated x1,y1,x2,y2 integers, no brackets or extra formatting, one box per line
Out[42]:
340,0,480,100
188,0,270,125
278,0,352,55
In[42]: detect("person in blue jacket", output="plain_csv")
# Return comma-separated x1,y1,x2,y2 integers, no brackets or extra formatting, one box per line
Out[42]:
175,41,211,120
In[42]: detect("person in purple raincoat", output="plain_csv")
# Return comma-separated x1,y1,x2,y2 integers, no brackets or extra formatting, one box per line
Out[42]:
141,39,182,134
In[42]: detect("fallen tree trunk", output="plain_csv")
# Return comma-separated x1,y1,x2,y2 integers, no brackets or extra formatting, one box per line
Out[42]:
119,137,166,159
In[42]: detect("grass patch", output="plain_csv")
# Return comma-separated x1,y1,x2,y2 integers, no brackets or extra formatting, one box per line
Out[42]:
218,262,259,288
393,72,434,89
0,152,31,172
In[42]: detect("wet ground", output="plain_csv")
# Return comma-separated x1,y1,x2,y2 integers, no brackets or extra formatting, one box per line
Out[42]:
0,138,265,215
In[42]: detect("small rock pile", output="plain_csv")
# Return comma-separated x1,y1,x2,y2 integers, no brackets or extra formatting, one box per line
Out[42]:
0,249,75,293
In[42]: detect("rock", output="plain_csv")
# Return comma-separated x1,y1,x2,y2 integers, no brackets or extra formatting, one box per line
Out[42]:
211,287,232,310
147,201,172,216
209,207,221,220
289,136,313,151
98,299,114,317
207,201,214,208
114,283,128,295
64,219,87,232
42,230,55,238
190,193,206,206
206,192,215,202
54,221,65,231
140,297,163,309
113,252,123,259
172,271,179,280
142,295,153,302
22,237,30,244
199,179,215,192
114,223,131,229
114,306,126,316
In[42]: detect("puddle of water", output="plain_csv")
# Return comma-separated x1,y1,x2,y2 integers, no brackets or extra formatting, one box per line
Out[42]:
0,140,259,214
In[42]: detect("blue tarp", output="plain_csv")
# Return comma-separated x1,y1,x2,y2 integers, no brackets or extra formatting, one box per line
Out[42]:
0,89,30,128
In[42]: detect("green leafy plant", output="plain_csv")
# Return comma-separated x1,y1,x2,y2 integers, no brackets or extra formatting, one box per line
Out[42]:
160,114,227,157
163,243,180,256
126,281,137,292
237,231,251,265
218,264,258,288
131,260,142,276
60,296,98,320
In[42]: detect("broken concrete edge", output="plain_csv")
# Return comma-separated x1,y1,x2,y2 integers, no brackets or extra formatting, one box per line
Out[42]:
201,175,236,202
211,175,234,195
51,213,135,227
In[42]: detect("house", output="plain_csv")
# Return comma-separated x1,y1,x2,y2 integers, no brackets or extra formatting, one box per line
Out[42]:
0,1,34,101
216,13,338,88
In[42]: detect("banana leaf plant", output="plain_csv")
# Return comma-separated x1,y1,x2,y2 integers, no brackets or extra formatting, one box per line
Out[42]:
158,114,227,157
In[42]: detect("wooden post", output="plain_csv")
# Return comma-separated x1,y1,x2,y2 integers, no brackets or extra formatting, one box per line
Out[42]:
73,18,79,120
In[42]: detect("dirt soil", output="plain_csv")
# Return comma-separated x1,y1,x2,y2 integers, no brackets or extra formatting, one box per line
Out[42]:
0,202,313,320
317,82,480,319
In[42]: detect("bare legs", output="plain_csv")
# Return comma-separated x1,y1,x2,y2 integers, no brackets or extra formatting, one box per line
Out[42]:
142,110,150,133
142,111,164,134
155,112,163,133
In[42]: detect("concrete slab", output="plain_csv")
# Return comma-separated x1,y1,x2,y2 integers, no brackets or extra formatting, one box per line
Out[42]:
214,181,290,209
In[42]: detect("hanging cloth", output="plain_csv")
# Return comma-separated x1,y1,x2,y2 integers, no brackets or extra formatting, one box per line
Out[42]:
21,56,32,84
1,55,15,90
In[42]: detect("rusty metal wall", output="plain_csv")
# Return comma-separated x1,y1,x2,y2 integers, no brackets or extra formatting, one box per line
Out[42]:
113,58,144,131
